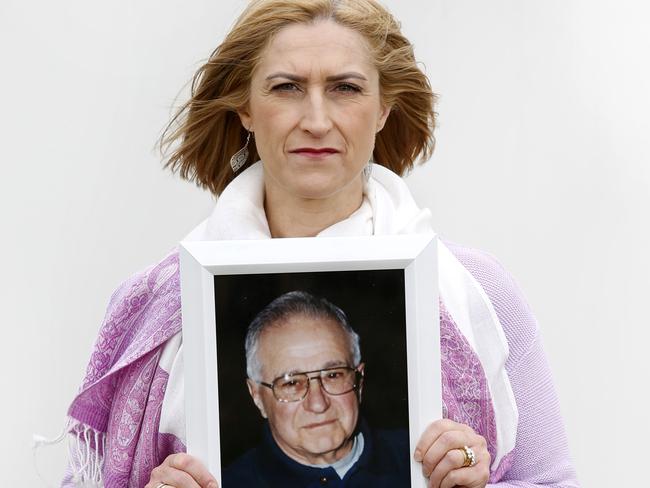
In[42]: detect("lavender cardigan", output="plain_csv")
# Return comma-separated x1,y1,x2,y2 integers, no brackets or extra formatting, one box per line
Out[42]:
64,242,578,487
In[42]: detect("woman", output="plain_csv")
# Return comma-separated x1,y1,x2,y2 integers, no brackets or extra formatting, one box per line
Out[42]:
63,1,578,487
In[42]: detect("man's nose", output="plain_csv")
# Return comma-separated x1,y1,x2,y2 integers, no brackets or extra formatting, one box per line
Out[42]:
299,92,333,137
303,377,330,413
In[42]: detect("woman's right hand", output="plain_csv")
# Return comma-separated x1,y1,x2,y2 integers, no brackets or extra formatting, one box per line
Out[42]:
145,453,219,488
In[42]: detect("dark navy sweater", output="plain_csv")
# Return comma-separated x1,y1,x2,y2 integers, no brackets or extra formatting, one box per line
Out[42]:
222,420,411,487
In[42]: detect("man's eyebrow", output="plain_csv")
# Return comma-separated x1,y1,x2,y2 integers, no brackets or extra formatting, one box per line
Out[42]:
265,72,368,82
277,360,350,377
281,368,302,377
320,359,350,369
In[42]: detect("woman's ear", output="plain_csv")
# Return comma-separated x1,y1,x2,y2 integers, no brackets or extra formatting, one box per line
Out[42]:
376,104,391,133
237,108,253,132
246,378,267,418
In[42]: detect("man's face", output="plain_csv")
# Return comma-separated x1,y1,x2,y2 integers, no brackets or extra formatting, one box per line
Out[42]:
247,314,363,465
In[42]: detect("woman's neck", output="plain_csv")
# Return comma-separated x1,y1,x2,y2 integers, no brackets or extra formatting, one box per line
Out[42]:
264,180,364,238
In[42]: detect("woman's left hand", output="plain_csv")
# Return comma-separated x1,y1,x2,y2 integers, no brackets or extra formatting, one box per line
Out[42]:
414,418,490,488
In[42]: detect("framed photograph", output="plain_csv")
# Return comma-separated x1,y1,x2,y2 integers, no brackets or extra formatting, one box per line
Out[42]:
180,235,441,488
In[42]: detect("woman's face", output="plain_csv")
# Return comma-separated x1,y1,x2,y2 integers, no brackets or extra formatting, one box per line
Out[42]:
239,20,390,202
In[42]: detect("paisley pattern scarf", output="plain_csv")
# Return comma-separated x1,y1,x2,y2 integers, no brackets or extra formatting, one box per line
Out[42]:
62,161,518,487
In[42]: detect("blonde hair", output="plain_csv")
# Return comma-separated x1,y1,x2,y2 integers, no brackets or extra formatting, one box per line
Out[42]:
161,0,437,196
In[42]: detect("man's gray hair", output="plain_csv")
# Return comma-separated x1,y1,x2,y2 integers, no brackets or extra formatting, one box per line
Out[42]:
245,291,361,382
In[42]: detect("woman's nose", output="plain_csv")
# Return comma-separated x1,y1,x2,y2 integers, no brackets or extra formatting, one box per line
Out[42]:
303,377,330,413
299,92,333,136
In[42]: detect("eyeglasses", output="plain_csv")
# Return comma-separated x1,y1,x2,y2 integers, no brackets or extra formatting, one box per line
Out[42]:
259,365,362,403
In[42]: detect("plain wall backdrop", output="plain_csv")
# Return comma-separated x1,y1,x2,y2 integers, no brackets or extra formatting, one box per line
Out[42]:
1,1,648,486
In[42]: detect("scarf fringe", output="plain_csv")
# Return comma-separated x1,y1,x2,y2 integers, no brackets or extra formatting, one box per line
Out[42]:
67,421,105,487
34,419,105,487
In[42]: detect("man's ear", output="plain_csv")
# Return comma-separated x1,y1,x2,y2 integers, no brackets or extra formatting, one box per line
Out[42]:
356,363,365,403
247,378,267,419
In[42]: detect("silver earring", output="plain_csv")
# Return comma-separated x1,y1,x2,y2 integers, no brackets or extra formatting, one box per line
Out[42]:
230,131,251,173
363,160,374,181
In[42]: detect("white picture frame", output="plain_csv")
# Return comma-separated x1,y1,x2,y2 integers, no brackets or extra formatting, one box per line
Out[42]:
180,234,441,488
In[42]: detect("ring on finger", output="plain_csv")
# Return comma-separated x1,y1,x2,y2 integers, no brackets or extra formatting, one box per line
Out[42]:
458,445,477,467
155,483,170,488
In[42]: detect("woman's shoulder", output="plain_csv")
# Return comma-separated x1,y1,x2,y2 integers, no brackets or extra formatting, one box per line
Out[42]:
443,240,519,292
105,247,181,312
442,239,540,366
78,248,182,391
102,246,182,338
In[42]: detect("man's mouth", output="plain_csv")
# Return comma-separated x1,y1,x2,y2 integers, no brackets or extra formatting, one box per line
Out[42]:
303,419,336,429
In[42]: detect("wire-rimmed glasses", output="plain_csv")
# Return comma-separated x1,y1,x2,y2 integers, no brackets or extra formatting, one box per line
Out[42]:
259,365,363,403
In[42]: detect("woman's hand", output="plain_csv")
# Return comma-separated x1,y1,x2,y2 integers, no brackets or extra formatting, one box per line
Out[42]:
414,419,490,488
145,453,219,488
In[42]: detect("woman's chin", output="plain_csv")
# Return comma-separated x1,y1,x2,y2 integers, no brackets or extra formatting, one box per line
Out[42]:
286,175,363,202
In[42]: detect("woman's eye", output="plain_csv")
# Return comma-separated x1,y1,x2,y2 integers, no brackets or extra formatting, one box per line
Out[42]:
335,83,361,93
272,82,300,92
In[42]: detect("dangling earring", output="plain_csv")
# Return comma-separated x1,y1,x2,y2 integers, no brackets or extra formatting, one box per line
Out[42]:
230,130,251,173
362,160,374,181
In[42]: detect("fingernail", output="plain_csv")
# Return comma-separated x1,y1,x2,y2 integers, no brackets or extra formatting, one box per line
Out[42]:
413,449,422,462
207,482,218,488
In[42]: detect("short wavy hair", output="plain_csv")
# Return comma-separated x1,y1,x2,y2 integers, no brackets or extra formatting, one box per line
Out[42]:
161,0,437,196
245,290,361,382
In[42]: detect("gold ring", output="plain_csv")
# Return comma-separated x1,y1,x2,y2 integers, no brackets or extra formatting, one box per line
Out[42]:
155,483,169,488
459,445,477,467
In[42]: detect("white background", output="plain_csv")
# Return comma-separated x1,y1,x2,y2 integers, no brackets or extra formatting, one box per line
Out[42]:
1,1,648,486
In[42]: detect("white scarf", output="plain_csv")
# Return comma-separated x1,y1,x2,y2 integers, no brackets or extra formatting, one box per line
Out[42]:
171,161,518,469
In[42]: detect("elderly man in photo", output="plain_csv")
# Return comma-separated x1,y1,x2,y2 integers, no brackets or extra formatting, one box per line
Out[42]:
222,290,410,487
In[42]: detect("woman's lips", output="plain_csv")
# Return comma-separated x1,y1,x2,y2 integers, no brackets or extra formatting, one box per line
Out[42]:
290,148,339,158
